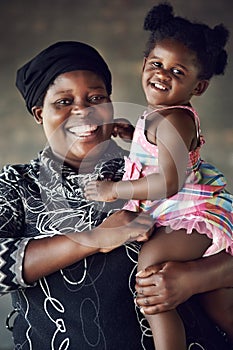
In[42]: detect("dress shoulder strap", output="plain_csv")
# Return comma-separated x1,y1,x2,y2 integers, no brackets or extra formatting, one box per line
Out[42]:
145,105,201,141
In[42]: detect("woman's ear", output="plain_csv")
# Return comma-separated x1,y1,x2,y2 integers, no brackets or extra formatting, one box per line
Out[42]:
193,80,209,96
31,106,43,124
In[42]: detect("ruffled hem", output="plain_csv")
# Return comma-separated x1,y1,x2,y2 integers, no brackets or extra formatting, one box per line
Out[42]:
155,215,233,257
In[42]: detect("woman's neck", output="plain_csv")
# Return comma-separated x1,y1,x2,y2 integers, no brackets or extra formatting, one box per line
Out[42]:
51,150,98,173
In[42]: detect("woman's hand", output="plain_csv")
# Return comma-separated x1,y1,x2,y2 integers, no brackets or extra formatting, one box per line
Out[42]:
135,261,195,314
93,210,154,253
135,252,233,315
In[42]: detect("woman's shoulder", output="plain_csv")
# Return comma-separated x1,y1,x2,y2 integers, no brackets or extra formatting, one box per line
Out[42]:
0,154,41,183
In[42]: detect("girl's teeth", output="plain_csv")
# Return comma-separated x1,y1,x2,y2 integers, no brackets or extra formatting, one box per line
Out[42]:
153,83,166,90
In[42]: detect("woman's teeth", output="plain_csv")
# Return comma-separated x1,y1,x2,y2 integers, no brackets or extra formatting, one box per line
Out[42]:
69,124,98,137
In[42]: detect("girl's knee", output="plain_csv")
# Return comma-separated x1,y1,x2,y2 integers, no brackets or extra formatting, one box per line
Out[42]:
138,239,160,271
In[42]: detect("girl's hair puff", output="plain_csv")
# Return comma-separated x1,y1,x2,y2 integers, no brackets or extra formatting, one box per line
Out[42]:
143,2,230,80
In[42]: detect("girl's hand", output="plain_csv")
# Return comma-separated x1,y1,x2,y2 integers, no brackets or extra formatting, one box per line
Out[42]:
135,261,194,314
94,210,154,253
112,118,135,142
84,180,118,202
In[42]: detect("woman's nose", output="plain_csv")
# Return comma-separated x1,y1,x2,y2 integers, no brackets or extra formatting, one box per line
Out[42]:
71,103,92,117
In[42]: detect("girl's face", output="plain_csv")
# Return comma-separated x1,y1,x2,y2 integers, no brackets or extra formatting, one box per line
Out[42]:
32,70,113,170
142,38,208,108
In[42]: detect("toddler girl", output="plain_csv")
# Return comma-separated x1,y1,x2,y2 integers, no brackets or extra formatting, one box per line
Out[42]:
85,3,233,349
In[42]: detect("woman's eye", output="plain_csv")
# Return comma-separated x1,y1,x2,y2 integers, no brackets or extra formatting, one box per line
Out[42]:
89,95,108,104
55,98,72,106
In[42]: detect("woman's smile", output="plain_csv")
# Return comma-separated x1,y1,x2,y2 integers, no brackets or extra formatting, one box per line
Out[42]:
68,124,98,138
33,70,113,168
65,119,101,141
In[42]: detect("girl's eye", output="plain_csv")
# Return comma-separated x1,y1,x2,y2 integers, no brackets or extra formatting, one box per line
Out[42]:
172,68,184,76
152,61,162,68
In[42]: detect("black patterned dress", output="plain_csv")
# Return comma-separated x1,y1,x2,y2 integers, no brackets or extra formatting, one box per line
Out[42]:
0,141,231,349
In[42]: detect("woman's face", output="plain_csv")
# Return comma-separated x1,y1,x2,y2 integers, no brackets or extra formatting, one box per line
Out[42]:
33,70,113,170
142,38,208,108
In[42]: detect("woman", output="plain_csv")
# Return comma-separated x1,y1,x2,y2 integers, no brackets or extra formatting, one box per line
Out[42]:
0,41,232,349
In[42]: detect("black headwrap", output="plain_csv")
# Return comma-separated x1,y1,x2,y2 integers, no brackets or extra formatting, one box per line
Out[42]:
16,41,112,114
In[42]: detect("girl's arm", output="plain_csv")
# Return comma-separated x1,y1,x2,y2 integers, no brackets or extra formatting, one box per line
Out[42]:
111,117,135,142
135,251,233,314
23,210,154,284
85,109,195,202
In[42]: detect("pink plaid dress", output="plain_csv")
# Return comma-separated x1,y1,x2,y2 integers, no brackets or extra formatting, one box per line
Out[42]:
123,106,233,256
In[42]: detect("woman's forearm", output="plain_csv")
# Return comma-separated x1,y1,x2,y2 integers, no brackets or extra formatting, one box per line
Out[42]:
23,233,100,284
187,251,233,295
23,210,153,284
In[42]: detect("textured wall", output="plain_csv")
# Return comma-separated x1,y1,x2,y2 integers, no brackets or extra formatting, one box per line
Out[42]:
0,0,232,348
0,0,232,189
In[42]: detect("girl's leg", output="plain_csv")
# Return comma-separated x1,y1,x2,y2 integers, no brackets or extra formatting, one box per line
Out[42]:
137,227,211,350
199,287,233,344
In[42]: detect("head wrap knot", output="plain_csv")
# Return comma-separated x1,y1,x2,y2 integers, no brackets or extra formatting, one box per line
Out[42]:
16,41,112,114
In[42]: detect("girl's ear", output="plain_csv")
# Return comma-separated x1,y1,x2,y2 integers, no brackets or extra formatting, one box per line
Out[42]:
31,106,43,124
142,57,147,72
193,80,209,96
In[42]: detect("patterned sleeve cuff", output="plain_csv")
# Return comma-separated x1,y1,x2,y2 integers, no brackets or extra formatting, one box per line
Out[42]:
14,238,37,288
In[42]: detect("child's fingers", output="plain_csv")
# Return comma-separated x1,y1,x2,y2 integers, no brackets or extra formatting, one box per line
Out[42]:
84,181,98,193
84,192,97,200
84,181,99,200
85,180,98,188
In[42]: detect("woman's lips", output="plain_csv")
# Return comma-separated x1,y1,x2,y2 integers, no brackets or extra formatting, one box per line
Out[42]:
68,124,99,138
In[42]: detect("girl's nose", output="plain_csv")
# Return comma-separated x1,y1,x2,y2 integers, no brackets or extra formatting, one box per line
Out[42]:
156,68,171,81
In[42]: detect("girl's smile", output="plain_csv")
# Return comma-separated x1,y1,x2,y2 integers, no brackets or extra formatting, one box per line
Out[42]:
142,38,208,108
